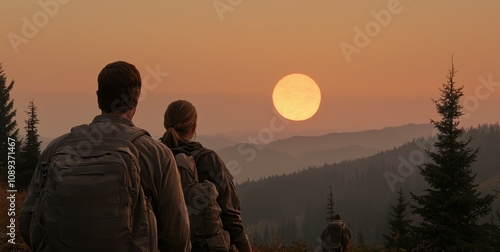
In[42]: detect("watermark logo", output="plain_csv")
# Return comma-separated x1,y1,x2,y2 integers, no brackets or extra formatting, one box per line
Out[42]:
6,137,18,245
463,74,500,119
7,0,71,54
139,64,169,102
226,109,290,178
340,0,411,63
213,0,243,21
384,134,437,192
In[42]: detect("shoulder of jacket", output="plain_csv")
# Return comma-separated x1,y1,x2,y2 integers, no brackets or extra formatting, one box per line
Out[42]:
193,147,215,158
128,132,174,160
40,132,73,159
139,135,172,152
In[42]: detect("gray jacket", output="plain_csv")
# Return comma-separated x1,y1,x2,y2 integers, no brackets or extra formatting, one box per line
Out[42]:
20,115,191,251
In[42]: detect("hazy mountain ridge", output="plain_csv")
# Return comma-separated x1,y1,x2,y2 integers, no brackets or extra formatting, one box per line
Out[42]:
300,145,378,165
265,123,434,156
195,135,239,151
219,123,435,183
237,124,500,246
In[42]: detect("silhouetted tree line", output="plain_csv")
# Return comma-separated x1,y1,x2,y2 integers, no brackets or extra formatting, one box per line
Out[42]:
0,63,41,189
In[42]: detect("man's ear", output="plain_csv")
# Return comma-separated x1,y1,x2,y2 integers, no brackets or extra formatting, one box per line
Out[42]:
134,88,141,103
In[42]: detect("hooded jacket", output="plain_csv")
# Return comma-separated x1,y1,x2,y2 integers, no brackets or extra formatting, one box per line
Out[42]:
169,140,252,252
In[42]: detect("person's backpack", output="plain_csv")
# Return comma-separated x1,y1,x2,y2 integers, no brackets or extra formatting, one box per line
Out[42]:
30,124,155,252
322,222,344,251
174,149,231,251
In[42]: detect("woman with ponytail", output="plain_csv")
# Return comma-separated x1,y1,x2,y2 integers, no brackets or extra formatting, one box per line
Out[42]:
161,100,252,252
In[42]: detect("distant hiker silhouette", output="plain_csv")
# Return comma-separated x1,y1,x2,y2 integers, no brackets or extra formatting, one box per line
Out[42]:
321,213,352,252
160,100,252,252
20,61,191,252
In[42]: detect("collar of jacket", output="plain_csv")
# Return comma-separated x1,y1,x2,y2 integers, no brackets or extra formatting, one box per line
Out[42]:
91,114,135,127
170,141,204,155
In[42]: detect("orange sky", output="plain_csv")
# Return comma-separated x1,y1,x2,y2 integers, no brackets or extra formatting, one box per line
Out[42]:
2,0,499,138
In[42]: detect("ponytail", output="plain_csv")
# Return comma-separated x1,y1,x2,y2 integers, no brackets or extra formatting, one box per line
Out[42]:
161,100,197,148
161,127,183,148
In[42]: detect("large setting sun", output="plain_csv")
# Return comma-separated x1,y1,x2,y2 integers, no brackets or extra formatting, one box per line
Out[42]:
272,73,321,121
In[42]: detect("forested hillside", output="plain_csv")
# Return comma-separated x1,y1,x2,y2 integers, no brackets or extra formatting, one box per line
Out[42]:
237,124,500,246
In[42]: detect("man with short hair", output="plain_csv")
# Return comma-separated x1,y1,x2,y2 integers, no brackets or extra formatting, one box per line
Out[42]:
321,213,352,252
20,61,191,251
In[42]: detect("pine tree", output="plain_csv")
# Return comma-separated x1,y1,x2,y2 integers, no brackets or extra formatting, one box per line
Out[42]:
325,186,335,222
411,60,496,250
495,210,500,248
263,223,270,242
485,210,500,249
0,63,19,182
384,188,411,249
356,228,365,245
18,100,41,188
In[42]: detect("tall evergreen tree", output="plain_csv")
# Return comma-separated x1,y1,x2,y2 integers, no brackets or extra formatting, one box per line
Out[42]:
411,60,496,250
0,63,19,182
325,186,335,222
486,210,500,249
356,228,365,245
494,210,500,246
384,188,411,249
18,100,41,188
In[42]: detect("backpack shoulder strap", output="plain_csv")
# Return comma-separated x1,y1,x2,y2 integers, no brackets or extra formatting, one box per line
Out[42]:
186,148,213,181
118,128,149,158
115,127,149,188
116,126,150,144
70,124,90,139
191,148,214,163
175,152,199,183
